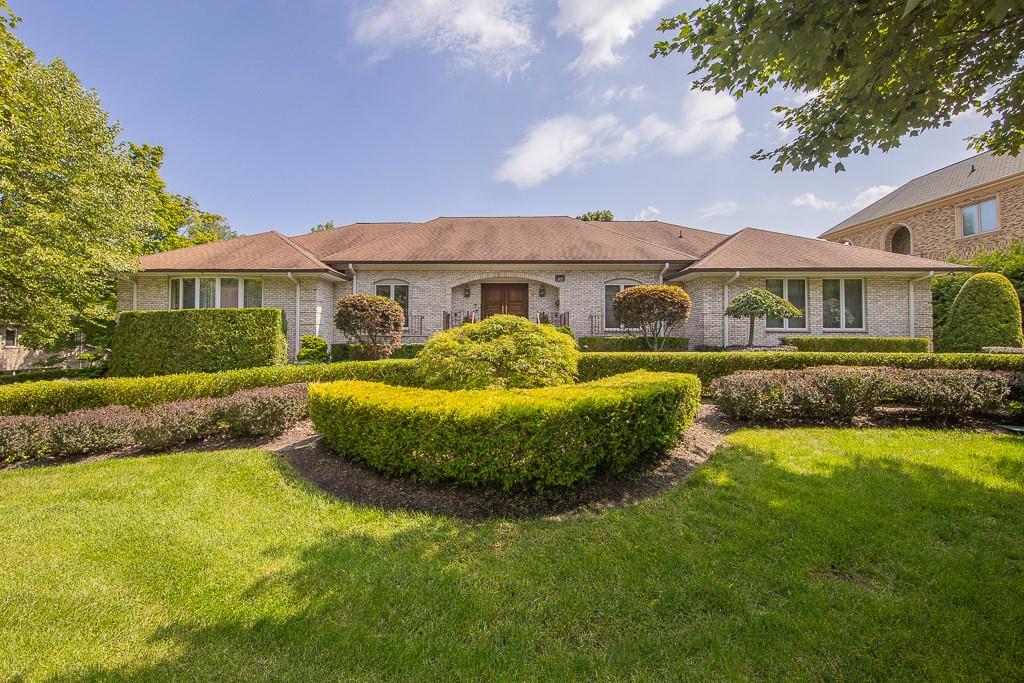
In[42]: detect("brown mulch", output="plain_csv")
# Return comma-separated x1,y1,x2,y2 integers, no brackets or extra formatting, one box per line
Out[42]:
271,404,735,521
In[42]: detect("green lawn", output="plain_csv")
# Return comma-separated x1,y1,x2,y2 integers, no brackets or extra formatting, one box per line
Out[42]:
2,429,1023,681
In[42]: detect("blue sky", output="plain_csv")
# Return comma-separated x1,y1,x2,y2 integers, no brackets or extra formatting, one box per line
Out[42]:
18,0,991,238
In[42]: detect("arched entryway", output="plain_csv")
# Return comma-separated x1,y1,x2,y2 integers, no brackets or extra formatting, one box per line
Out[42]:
887,225,912,255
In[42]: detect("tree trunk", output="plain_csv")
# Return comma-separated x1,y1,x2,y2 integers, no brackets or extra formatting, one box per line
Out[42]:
748,316,755,347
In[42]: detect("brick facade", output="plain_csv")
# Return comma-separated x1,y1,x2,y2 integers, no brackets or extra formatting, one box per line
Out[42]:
825,178,1024,261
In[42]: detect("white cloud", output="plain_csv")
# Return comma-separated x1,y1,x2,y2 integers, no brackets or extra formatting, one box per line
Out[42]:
599,84,647,103
698,201,738,218
496,91,742,187
553,0,671,73
792,185,897,211
351,0,538,78
634,205,661,220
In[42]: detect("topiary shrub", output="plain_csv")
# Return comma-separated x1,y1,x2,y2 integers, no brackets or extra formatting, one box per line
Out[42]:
309,371,701,489
725,289,803,347
296,335,329,363
109,309,288,377
612,284,692,350
416,314,580,389
940,272,1024,352
334,294,404,360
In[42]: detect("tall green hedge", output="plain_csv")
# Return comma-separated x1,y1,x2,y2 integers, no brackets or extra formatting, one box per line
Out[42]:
309,371,701,489
110,309,288,376
940,272,1024,352
781,336,930,352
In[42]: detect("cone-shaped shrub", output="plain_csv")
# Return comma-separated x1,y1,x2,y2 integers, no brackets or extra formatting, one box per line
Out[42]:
941,272,1024,352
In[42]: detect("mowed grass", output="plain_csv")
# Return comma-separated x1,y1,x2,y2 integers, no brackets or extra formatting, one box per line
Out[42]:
1,429,1023,681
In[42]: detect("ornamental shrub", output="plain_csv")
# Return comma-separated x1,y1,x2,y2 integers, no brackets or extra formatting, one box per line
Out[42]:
725,289,803,347
416,314,579,390
940,272,1024,352
886,369,1009,418
109,308,287,376
781,336,930,352
611,285,692,350
334,294,404,359
578,336,689,352
297,335,329,363
309,371,701,489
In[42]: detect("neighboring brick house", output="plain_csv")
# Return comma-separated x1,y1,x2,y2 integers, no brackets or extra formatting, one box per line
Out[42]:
118,216,970,356
821,151,1024,261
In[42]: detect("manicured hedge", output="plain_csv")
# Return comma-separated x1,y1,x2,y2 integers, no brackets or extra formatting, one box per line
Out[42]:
310,370,701,489
0,360,418,416
781,336,930,353
0,365,107,385
577,336,689,352
109,308,288,377
331,343,424,361
578,351,1024,386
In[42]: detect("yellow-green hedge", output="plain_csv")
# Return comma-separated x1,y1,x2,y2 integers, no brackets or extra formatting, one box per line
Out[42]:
309,370,701,489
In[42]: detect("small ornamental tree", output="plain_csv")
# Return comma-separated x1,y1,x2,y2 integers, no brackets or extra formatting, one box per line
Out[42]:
725,288,803,348
940,272,1024,352
612,285,693,350
334,295,404,360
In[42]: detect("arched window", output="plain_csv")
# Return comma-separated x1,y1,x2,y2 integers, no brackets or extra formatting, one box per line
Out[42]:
603,278,641,329
373,279,410,323
889,226,911,255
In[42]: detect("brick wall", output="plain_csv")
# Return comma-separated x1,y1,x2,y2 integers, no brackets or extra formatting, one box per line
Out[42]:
825,179,1024,261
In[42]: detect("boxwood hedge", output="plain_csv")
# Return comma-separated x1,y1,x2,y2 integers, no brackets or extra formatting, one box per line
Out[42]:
109,308,288,377
309,370,701,489
577,336,689,352
780,336,930,352
0,360,418,416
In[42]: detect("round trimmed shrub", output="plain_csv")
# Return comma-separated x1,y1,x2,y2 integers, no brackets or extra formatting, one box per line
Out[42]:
612,284,692,350
416,314,580,389
334,294,404,360
941,272,1024,352
309,371,702,488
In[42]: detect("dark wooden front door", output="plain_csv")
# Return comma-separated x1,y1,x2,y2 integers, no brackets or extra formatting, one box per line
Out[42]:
481,284,529,318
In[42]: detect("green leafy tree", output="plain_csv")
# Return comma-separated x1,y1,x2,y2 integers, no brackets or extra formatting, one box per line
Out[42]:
576,210,614,221
725,289,803,347
653,1,1024,171
612,284,692,350
334,294,404,359
311,220,336,232
940,272,1023,352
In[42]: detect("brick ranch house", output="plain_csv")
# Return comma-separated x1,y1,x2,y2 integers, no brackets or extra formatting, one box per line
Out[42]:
117,216,970,358
821,151,1024,260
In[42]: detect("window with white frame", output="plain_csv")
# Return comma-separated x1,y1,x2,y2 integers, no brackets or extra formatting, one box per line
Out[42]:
2,328,16,347
374,280,410,325
961,198,998,236
822,279,865,330
765,278,807,329
169,277,263,309
604,280,639,329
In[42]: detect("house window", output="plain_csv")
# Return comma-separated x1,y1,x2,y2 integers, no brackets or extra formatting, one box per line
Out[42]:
822,279,865,330
375,281,410,324
169,277,264,309
3,328,16,347
961,198,998,236
604,280,639,329
765,279,807,330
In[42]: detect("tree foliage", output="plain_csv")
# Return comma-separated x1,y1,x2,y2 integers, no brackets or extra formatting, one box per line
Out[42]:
612,284,692,350
940,272,1023,352
725,289,803,347
576,210,614,222
311,220,336,232
653,0,1024,171
334,295,405,360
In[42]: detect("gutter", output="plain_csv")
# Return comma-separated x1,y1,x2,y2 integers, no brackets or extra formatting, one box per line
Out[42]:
286,272,300,360
723,271,741,348
658,262,670,284
908,270,934,340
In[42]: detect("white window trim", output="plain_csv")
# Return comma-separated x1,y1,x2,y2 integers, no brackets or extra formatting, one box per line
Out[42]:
374,279,411,329
603,279,642,331
822,278,867,332
958,197,999,238
168,276,263,310
764,278,809,331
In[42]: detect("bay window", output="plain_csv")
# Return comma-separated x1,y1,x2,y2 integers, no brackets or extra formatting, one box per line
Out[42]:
822,279,865,330
765,278,806,330
169,277,264,309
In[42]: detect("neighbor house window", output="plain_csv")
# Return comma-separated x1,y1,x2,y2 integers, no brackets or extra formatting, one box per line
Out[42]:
169,277,263,309
375,280,410,324
604,280,639,329
961,198,998,236
765,278,807,330
822,279,865,330
3,328,16,347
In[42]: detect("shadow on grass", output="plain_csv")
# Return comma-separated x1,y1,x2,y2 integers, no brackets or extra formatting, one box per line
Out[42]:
43,433,1024,682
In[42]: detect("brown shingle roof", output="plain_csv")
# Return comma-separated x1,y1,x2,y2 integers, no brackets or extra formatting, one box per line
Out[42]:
678,227,973,274
290,222,417,259
822,151,1024,236
319,216,703,262
600,221,728,258
139,231,343,275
